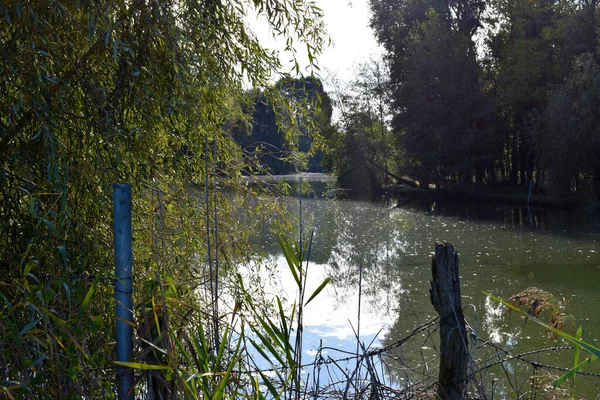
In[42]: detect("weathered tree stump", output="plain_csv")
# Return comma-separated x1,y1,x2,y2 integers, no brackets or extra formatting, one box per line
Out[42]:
430,242,468,400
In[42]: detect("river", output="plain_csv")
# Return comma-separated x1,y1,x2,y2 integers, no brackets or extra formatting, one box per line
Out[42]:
245,174,600,397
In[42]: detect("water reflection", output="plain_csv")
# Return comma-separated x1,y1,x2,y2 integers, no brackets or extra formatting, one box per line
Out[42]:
404,199,600,234
248,180,600,395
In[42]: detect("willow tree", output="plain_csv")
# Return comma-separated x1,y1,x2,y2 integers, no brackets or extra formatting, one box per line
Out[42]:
0,0,326,397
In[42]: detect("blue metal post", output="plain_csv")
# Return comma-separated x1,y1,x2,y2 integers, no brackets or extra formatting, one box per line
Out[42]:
299,175,303,257
114,184,133,400
527,180,533,205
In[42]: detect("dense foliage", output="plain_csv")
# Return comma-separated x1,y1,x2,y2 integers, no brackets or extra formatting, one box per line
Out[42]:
0,0,326,397
323,59,400,194
368,0,600,200
232,76,333,174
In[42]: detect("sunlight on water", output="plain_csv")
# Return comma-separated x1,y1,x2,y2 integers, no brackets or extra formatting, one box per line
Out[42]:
243,177,600,395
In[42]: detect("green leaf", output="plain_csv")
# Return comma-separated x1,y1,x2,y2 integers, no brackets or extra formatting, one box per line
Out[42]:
250,304,283,347
573,326,582,386
277,297,289,336
197,316,209,355
57,246,67,269
23,260,35,277
248,337,272,363
34,216,62,239
553,355,596,388
80,277,98,313
163,275,177,298
258,370,280,400
277,233,301,287
213,333,242,400
552,325,591,393
20,316,42,336
43,75,57,84
28,355,48,369
250,330,285,366
304,277,331,306
215,325,229,367
260,368,286,400
172,335,193,366
114,361,171,370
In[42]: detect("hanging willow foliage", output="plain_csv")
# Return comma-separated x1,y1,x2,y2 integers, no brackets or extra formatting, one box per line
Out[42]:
0,0,325,271
0,0,327,397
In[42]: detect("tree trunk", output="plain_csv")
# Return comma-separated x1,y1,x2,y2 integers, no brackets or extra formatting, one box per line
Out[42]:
430,242,468,400
361,155,419,188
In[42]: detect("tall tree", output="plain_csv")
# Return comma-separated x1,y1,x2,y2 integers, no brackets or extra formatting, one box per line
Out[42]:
352,58,396,185
369,0,600,199
370,0,496,187
537,54,600,198
486,0,571,185
276,76,334,172
234,89,297,174
324,59,401,195
233,77,333,174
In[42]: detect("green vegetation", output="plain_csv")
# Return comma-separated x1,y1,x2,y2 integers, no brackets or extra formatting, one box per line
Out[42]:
487,290,600,399
2,0,599,397
225,0,600,203
0,0,328,398
356,0,600,201
324,59,399,194
232,77,334,175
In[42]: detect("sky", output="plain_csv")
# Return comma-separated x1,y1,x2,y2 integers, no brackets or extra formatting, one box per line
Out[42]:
248,0,383,90
238,255,397,355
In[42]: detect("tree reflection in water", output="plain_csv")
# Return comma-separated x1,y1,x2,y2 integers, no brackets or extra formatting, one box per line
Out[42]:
248,182,600,395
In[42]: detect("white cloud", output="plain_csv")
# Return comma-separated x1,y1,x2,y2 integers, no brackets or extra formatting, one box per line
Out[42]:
238,255,398,342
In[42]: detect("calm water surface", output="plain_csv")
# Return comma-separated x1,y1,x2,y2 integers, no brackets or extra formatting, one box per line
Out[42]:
248,175,600,396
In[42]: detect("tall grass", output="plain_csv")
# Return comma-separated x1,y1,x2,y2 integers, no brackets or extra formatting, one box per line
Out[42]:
1,229,329,400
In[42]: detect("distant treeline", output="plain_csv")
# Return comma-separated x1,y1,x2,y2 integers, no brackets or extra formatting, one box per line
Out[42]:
231,77,332,175
366,0,600,200
230,1,600,202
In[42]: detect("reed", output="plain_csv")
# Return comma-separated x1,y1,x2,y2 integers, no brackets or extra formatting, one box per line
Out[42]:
486,291,600,395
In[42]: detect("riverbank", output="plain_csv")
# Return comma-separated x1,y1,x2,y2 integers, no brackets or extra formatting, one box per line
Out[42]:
386,184,600,212
241,173,600,213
